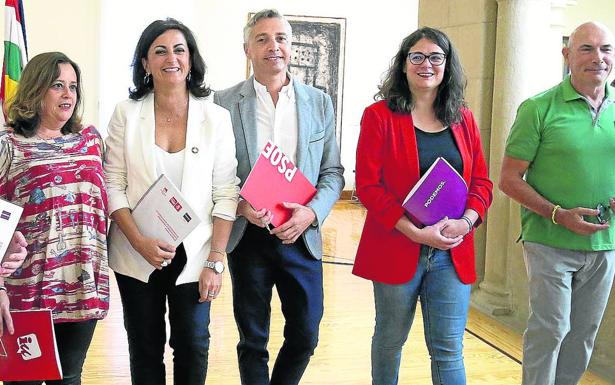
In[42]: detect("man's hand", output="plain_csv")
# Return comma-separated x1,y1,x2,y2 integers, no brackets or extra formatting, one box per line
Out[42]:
0,290,13,336
555,207,609,235
270,202,316,244
238,200,273,228
1,231,28,277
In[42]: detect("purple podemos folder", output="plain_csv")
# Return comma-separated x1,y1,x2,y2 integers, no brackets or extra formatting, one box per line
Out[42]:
402,157,468,226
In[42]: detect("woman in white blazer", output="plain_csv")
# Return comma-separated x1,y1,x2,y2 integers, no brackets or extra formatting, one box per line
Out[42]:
104,19,239,385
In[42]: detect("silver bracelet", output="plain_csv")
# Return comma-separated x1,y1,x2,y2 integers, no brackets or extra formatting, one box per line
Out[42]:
210,249,226,258
0,286,6,292
461,215,473,234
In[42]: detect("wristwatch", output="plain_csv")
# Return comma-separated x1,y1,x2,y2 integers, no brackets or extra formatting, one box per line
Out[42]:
204,260,225,274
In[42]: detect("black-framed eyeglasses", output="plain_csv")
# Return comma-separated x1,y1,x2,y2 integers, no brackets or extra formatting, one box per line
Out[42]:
597,203,612,224
407,52,446,66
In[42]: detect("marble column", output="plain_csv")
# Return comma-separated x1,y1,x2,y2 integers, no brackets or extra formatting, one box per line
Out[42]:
471,0,558,316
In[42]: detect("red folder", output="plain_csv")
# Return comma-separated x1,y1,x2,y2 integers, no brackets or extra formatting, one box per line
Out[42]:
0,309,62,381
240,141,317,227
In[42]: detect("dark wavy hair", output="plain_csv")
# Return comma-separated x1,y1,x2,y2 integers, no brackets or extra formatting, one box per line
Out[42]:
129,18,211,100
376,27,466,126
7,52,82,137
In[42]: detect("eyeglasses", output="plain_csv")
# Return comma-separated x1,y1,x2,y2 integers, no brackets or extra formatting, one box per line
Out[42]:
597,203,612,224
407,52,446,66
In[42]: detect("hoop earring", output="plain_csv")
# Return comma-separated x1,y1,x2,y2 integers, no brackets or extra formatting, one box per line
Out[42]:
186,71,192,83
143,73,151,86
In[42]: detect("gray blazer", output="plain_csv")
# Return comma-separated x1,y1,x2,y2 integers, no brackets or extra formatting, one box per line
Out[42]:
214,77,344,259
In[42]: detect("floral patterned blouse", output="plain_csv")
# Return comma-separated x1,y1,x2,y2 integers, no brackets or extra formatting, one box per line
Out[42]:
0,126,109,323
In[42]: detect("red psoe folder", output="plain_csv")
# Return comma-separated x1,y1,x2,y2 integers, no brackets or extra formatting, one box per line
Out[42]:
240,141,317,228
0,309,62,381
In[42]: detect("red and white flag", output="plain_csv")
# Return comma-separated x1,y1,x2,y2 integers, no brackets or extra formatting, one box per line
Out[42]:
0,0,28,122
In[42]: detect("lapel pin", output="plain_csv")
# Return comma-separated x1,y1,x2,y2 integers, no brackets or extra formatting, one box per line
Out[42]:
191,146,199,154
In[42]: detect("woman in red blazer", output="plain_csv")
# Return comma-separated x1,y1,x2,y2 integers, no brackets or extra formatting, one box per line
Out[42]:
353,27,493,385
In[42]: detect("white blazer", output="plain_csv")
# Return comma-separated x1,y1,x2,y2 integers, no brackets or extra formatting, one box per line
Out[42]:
104,93,239,284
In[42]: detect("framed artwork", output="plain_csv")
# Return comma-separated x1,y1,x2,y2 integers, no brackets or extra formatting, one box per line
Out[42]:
246,13,347,148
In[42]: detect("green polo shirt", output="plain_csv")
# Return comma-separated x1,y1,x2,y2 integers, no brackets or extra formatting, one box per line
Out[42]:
505,76,615,251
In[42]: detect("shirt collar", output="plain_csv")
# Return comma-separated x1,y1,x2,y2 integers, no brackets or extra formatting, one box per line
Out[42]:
253,74,295,100
562,74,614,103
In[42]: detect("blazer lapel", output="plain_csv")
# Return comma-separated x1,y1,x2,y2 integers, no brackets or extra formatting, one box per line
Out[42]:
294,81,312,171
180,94,205,193
402,113,420,181
238,78,259,167
139,94,157,182
450,116,471,183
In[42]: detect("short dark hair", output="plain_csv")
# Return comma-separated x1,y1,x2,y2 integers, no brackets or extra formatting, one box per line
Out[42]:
7,51,83,137
376,27,467,126
129,18,211,100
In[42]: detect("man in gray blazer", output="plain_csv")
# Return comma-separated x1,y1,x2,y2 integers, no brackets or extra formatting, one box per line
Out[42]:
214,8,344,385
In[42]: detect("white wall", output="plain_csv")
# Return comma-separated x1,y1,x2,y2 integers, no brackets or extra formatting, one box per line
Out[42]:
21,0,101,129
563,0,615,38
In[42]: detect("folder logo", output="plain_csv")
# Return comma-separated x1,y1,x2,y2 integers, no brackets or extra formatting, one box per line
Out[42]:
0,210,10,220
16,333,42,360
169,197,182,212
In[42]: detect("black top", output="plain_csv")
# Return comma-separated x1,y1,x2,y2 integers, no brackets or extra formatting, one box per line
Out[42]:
414,126,463,176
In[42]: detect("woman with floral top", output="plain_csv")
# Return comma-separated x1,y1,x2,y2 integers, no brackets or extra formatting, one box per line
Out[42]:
0,52,108,385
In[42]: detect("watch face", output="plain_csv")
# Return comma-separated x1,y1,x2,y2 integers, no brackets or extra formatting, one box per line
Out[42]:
214,261,225,274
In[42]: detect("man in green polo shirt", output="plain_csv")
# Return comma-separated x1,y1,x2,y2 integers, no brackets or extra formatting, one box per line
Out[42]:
500,21,615,385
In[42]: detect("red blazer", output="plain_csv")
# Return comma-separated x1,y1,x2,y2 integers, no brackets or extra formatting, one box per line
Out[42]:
352,101,493,285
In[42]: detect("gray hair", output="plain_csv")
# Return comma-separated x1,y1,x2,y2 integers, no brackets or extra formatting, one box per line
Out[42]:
243,9,292,43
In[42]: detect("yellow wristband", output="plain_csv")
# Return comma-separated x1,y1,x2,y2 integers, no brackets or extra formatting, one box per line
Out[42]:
551,205,561,224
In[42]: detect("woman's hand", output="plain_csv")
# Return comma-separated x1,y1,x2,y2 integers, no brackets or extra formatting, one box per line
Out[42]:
1,231,28,277
132,236,176,270
441,219,471,239
0,290,14,336
198,266,222,303
412,217,463,250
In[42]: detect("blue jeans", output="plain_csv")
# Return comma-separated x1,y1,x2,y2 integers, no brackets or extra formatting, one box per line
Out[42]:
372,246,471,385
115,244,211,385
5,319,97,385
228,224,324,385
